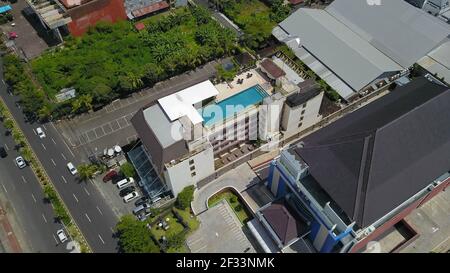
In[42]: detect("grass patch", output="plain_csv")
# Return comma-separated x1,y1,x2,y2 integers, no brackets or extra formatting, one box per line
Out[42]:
173,207,200,231
150,212,189,253
208,190,252,224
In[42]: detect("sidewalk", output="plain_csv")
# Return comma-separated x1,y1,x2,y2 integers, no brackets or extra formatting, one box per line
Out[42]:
0,206,22,253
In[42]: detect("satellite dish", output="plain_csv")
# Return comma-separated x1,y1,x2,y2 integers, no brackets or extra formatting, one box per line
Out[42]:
107,149,114,157
114,145,122,153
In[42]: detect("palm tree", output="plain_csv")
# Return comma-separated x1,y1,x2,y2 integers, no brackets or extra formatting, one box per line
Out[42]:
77,164,98,181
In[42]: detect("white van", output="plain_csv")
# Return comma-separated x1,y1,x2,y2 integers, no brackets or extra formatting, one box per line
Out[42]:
123,191,139,203
116,177,135,189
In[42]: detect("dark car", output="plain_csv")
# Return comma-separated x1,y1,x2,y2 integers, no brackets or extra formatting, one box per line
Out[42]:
103,170,118,183
0,147,7,158
134,197,149,207
111,173,125,184
119,186,136,197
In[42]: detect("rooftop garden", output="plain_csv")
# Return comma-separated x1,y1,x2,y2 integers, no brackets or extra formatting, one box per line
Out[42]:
17,6,236,120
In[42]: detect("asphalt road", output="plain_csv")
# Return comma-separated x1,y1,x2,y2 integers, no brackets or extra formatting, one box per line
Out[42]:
0,62,119,252
0,122,67,253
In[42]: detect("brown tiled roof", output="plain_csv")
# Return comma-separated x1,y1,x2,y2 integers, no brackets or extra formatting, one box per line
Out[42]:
261,59,286,79
262,201,308,245
131,1,169,18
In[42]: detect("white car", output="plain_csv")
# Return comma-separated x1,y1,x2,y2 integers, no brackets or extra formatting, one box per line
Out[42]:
123,191,139,203
67,162,77,175
36,127,46,138
15,156,26,169
56,229,68,243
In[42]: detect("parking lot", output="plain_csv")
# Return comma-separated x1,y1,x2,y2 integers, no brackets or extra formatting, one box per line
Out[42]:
0,1,60,59
186,200,257,253
55,59,227,161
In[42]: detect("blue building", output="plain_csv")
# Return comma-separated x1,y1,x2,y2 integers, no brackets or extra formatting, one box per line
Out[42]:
250,77,450,253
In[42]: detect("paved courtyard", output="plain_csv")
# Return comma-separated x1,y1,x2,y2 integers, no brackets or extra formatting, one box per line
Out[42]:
187,200,256,253
192,163,261,215
54,59,225,161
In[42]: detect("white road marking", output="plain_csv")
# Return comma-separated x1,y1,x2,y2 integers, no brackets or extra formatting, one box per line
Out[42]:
42,124,47,130
31,193,37,203
85,213,92,223
41,143,46,150
61,176,67,184
1,184,7,193
98,234,105,245
84,187,90,196
51,123,75,158
32,129,37,135
21,176,27,184
52,234,59,244
42,214,48,223
73,194,79,203
4,144,8,150
61,153,67,160
51,158,56,166
51,138,57,145
96,206,103,215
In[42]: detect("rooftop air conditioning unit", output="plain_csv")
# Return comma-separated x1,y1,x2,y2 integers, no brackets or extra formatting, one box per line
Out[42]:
364,225,375,236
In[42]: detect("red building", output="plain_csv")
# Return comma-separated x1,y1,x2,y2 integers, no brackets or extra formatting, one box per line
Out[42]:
61,0,127,36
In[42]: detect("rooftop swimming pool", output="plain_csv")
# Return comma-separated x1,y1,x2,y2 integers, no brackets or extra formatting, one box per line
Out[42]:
199,85,268,126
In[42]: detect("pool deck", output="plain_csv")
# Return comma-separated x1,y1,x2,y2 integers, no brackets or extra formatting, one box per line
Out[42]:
215,69,273,102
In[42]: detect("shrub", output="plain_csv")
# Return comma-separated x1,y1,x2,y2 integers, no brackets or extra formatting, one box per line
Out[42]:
229,196,237,204
235,204,243,212
176,185,195,210
120,162,136,178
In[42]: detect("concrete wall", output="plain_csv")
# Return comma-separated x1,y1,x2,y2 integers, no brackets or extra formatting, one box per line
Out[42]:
281,91,323,138
164,145,215,196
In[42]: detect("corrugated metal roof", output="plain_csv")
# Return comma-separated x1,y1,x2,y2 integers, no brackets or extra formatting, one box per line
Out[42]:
326,0,450,68
278,8,403,98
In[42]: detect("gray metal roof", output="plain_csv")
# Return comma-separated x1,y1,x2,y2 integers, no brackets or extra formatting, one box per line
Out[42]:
296,77,450,227
278,8,403,98
327,0,450,68
143,104,183,148
418,39,450,84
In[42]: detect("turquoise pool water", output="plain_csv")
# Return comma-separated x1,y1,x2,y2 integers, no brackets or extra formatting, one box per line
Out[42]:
199,85,268,126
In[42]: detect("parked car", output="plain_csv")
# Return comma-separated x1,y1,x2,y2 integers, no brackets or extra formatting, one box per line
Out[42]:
137,209,152,221
56,229,68,243
0,147,7,158
134,197,149,207
123,191,139,203
111,173,125,184
8,32,17,40
116,177,135,189
67,162,77,175
15,156,26,169
102,170,118,182
36,127,46,138
133,203,151,215
119,186,136,197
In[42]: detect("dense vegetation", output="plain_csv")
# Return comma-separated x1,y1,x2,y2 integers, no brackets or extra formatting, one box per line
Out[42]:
27,6,236,118
176,185,195,210
116,215,160,253
212,0,290,49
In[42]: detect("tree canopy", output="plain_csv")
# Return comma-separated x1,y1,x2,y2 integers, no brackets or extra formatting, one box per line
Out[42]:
116,215,160,253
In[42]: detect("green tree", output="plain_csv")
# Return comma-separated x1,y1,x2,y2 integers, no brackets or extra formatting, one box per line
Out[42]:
116,215,160,253
71,94,93,113
166,232,186,250
120,162,136,178
77,164,99,180
176,185,195,210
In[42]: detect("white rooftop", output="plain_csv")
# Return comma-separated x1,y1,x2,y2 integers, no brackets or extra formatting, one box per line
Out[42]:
158,80,218,125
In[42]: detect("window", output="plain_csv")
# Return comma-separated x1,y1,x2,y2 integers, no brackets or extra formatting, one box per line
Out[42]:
190,166,195,171
301,110,305,115
300,116,304,121
302,103,307,108
189,159,194,165
191,172,196,177
298,122,303,128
